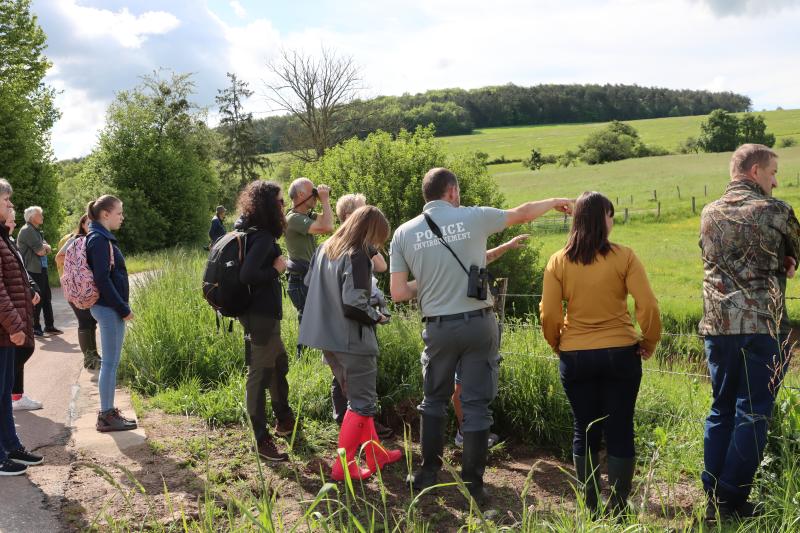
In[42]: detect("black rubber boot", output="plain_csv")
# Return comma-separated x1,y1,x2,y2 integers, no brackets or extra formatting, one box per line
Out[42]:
607,455,635,516
410,415,446,491
78,328,101,370
573,453,601,513
461,429,490,506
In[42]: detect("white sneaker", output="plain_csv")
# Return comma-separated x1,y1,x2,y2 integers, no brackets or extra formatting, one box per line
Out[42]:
12,395,43,411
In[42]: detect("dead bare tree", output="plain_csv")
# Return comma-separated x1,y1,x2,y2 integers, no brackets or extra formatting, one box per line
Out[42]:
266,48,364,161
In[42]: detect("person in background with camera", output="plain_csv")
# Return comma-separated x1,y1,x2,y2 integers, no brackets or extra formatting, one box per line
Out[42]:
300,205,402,481
4,209,43,411
56,215,100,372
540,191,661,516
390,167,572,504
17,206,62,337
333,193,393,439
0,178,44,475
285,178,333,359
236,181,293,462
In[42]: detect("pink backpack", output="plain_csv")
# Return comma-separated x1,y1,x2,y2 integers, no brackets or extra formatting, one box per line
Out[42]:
61,235,113,310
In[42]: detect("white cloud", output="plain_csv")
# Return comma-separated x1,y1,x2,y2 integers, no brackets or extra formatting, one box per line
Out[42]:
53,1,180,49
229,0,247,19
49,79,108,160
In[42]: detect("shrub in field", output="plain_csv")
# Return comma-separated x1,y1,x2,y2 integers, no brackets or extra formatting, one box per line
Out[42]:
576,121,665,165
779,136,797,148
699,109,777,152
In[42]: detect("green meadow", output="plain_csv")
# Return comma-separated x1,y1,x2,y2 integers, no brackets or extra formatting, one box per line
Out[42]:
487,145,800,321
441,108,800,161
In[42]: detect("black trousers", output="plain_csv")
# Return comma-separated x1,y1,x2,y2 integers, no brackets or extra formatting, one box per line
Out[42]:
559,344,642,458
29,269,54,330
70,302,97,330
13,346,34,395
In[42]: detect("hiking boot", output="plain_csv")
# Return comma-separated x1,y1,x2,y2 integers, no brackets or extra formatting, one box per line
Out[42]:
607,455,636,516
44,327,64,335
7,446,43,466
256,436,289,462
275,418,301,438
33,327,44,337
375,420,394,440
409,415,446,491
12,395,43,411
574,452,601,513
96,408,138,432
0,459,27,476
461,430,490,507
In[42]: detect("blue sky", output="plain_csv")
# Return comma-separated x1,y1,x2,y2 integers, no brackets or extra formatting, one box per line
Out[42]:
33,0,800,160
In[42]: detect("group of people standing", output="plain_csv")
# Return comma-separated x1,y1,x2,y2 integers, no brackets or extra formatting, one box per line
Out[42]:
0,141,790,526
228,142,793,523
1,184,136,476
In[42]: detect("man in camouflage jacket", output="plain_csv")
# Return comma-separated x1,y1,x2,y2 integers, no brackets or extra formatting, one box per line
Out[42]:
699,143,798,521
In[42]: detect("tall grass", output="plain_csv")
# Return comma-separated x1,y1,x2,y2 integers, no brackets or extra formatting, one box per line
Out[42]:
111,250,800,531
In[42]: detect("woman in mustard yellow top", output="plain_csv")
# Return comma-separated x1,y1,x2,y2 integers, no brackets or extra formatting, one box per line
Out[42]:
540,191,661,515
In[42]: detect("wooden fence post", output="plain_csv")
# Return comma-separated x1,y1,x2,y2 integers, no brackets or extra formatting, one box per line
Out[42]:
653,190,658,201
616,196,619,205
704,184,708,197
624,208,629,223
630,194,633,204
657,202,661,218
692,196,696,214
563,213,568,230
493,277,509,324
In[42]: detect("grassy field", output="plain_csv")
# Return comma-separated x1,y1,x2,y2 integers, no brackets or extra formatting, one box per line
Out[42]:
489,146,800,321
440,108,800,161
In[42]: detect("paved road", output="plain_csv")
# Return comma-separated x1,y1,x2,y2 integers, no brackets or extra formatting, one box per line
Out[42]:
1,288,80,532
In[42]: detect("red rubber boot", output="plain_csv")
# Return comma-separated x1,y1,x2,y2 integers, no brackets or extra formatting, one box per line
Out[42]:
331,410,372,481
363,417,402,474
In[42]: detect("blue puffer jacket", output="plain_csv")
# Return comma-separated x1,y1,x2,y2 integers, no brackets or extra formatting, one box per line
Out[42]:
86,222,130,318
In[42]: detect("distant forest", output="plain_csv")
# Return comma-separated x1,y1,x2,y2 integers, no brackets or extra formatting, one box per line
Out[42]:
251,83,751,154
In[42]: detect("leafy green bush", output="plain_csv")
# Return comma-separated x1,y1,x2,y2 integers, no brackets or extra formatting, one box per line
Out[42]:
295,125,540,315
576,121,666,165
698,109,776,152
779,136,797,148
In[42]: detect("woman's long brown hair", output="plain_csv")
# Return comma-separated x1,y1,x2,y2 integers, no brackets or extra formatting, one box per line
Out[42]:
564,191,615,265
324,205,390,261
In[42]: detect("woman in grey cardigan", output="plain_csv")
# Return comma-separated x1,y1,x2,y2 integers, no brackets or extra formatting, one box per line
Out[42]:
299,205,401,481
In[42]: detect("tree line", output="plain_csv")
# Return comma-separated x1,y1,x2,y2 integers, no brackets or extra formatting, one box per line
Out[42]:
251,83,752,154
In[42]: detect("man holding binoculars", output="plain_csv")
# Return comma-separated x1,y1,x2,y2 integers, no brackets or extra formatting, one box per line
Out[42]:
285,178,334,359
390,167,571,505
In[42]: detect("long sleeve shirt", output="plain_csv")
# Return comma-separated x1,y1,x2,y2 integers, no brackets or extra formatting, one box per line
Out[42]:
540,244,661,353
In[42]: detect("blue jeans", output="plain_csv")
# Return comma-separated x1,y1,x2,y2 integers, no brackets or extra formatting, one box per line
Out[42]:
559,345,642,458
1,346,22,461
91,305,126,412
702,334,789,505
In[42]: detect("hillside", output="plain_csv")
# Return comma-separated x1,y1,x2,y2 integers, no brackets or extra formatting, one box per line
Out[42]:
440,108,800,161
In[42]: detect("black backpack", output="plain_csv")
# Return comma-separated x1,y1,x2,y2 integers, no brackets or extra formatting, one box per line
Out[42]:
202,229,255,319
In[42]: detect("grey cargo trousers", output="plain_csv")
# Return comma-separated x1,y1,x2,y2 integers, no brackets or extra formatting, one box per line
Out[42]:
418,310,500,432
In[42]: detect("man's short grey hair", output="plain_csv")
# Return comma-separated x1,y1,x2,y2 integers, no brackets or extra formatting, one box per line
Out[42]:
0,179,12,196
24,206,43,223
288,177,313,200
